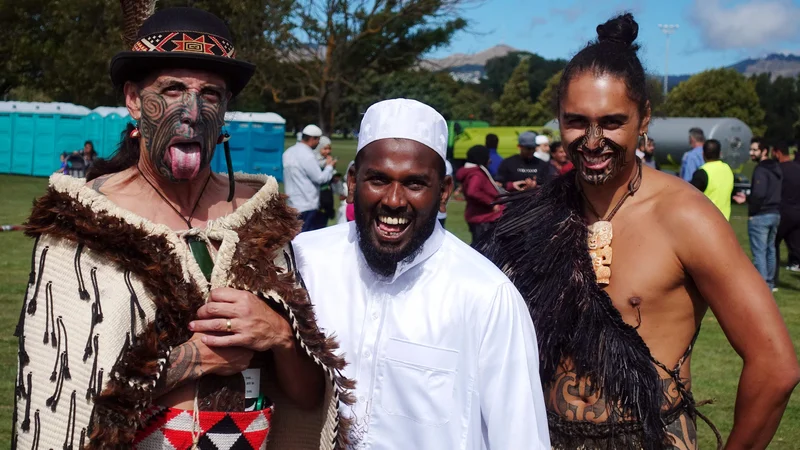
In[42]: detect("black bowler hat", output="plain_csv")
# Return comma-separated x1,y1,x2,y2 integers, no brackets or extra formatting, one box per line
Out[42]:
110,7,255,96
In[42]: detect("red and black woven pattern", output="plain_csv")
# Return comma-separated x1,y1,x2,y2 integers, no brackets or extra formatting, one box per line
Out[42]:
132,32,236,58
134,406,273,450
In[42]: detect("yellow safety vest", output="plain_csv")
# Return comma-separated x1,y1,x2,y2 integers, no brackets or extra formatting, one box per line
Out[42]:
700,160,734,220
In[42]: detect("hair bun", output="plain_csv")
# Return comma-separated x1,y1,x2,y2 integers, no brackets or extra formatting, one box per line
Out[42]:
596,13,639,48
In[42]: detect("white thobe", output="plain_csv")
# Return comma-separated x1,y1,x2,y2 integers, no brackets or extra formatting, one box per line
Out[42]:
293,222,550,449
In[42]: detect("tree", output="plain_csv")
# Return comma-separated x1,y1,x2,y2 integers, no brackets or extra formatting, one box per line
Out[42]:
451,86,493,121
263,0,468,134
662,68,766,136
0,0,296,109
529,70,561,125
752,73,800,142
491,59,534,126
481,51,566,101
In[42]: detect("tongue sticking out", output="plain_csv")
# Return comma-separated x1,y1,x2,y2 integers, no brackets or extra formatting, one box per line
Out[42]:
169,143,202,180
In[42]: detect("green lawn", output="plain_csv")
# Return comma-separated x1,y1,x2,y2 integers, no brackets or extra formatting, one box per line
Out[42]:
1,151,799,447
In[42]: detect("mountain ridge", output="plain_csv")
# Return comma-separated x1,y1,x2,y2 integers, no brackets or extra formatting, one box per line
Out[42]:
423,46,800,85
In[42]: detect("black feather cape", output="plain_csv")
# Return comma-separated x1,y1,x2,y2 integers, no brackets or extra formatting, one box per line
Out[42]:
477,173,672,449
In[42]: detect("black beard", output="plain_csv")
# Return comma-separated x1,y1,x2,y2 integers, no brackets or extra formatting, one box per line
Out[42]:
139,92,225,182
567,135,628,186
354,189,441,278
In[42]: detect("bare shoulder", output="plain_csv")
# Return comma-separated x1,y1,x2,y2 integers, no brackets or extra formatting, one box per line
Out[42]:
85,173,116,195
645,169,723,228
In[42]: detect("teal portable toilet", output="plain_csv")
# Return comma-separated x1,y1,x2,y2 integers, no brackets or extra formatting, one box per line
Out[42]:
212,111,286,181
8,102,40,176
32,103,90,176
84,112,105,156
0,103,15,173
92,107,133,158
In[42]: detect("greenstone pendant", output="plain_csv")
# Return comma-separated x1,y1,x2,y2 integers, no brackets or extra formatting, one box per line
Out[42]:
187,236,214,281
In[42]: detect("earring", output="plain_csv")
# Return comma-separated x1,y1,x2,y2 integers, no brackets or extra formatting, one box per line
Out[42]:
642,132,648,148
217,131,231,144
130,127,140,138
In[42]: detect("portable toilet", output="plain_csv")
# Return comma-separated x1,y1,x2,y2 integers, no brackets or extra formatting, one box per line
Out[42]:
92,107,133,158
0,102,15,173
83,111,105,157
212,111,286,181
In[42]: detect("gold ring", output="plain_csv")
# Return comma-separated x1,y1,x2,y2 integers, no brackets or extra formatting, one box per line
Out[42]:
226,318,232,333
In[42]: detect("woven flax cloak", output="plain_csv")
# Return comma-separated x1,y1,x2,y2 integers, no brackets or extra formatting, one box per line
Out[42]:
13,173,354,449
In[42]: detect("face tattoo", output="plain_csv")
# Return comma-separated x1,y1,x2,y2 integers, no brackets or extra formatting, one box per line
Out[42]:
567,123,628,186
139,84,227,181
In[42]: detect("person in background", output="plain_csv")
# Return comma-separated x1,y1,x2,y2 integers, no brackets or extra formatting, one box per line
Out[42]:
293,98,550,449
82,141,97,170
485,133,503,177
456,145,504,245
437,159,453,227
533,135,551,162
335,160,356,224
311,136,338,229
496,131,552,192
549,140,574,175
680,127,705,182
58,151,70,174
774,143,800,278
283,124,336,232
637,135,659,170
734,137,782,292
690,139,734,220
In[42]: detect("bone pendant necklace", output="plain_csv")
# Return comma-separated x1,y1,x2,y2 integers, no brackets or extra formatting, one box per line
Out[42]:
581,158,643,285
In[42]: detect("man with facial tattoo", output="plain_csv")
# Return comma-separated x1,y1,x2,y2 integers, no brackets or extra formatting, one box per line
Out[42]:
478,13,798,450
292,98,550,449
13,5,353,450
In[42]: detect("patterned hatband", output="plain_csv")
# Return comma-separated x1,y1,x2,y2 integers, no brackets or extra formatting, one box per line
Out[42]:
132,32,237,59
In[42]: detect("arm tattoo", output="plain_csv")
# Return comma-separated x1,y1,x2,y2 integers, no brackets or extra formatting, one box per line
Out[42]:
91,175,112,195
161,341,204,392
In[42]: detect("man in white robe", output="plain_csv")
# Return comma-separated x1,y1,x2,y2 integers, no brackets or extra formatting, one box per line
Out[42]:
293,98,550,449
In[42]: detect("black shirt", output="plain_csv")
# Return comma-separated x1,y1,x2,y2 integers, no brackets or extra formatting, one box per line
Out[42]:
496,155,552,187
780,160,800,211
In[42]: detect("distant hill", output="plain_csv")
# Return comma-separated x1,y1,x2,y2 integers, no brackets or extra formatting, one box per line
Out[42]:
424,46,800,86
664,53,800,91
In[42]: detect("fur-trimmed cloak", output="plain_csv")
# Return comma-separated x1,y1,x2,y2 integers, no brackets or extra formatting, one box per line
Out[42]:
12,173,354,450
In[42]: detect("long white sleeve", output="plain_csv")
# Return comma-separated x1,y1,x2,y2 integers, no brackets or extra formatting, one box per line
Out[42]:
479,282,551,449
301,150,334,185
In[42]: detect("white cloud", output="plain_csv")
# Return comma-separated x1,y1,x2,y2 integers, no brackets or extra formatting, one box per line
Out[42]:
531,17,547,27
550,6,584,22
691,0,800,50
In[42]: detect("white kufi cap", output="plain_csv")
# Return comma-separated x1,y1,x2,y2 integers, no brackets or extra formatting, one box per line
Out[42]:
302,124,323,137
356,98,448,161
535,135,550,145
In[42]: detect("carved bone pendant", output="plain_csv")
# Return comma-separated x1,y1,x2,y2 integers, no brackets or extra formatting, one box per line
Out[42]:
587,220,613,285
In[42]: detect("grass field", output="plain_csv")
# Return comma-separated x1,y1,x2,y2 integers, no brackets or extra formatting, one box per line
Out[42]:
0,141,798,447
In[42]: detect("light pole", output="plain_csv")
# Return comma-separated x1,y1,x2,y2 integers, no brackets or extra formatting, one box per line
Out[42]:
658,24,679,96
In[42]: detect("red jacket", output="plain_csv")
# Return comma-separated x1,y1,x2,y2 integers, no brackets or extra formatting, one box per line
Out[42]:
456,165,504,224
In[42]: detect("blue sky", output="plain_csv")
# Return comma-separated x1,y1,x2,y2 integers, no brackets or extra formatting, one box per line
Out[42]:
427,0,800,75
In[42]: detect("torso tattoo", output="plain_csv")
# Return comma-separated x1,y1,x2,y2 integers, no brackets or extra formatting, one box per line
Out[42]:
546,364,697,449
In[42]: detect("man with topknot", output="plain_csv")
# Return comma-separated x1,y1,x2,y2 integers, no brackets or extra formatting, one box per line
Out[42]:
479,13,798,450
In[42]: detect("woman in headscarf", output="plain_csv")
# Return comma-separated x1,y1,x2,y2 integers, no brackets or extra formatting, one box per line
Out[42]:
312,136,337,229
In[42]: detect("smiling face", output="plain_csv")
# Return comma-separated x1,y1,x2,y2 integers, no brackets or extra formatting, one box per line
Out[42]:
552,145,568,164
125,69,230,182
348,139,451,277
559,72,649,185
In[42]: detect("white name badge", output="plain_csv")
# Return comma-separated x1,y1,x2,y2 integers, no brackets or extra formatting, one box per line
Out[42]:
243,368,260,411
